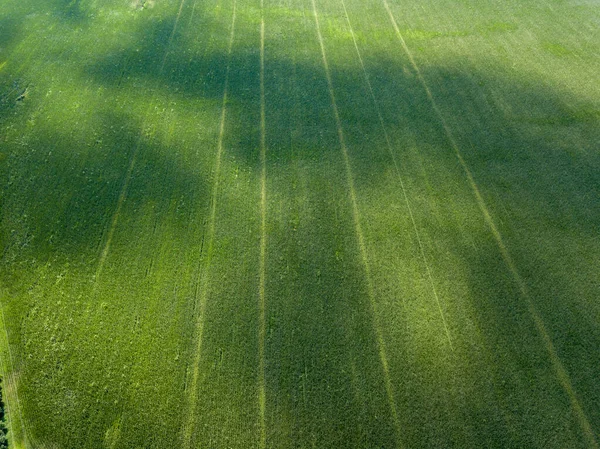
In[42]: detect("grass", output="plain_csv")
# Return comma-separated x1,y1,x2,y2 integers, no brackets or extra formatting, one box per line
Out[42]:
0,0,599,447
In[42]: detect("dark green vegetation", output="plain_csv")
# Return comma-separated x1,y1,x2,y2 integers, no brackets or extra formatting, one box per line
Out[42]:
0,379,8,448
0,0,599,447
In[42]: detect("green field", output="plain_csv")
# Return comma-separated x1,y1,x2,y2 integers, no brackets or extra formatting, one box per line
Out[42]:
0,0,599,447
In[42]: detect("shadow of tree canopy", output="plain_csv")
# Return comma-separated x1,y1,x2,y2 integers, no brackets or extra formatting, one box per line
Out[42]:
0,1,599,448
0,17,22,57
49,0,88,23
7,114,207,252
83,14,600,185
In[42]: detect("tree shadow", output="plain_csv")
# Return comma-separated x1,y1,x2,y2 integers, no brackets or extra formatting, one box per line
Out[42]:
46,0,89,24
0,17,22,58
0,108,211,289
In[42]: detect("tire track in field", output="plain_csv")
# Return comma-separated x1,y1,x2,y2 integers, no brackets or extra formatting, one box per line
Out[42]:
160,0,188,72
82,1,188,444
338,0,454,352
94,0,188,286
0,303,29,449
181,2,237,448
310,0,403,446
0,22,73,438
258,1,268,447
1,11,156,449
112,6,223,433
187,0,199,28
382,2,598,447
0,28,86,449
88,1,224,444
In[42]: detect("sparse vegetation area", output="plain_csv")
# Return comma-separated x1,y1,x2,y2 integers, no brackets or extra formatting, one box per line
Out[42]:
0,0,599,448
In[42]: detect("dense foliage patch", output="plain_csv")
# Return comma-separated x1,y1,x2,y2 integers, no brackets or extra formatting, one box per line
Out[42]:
0,379,8,449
